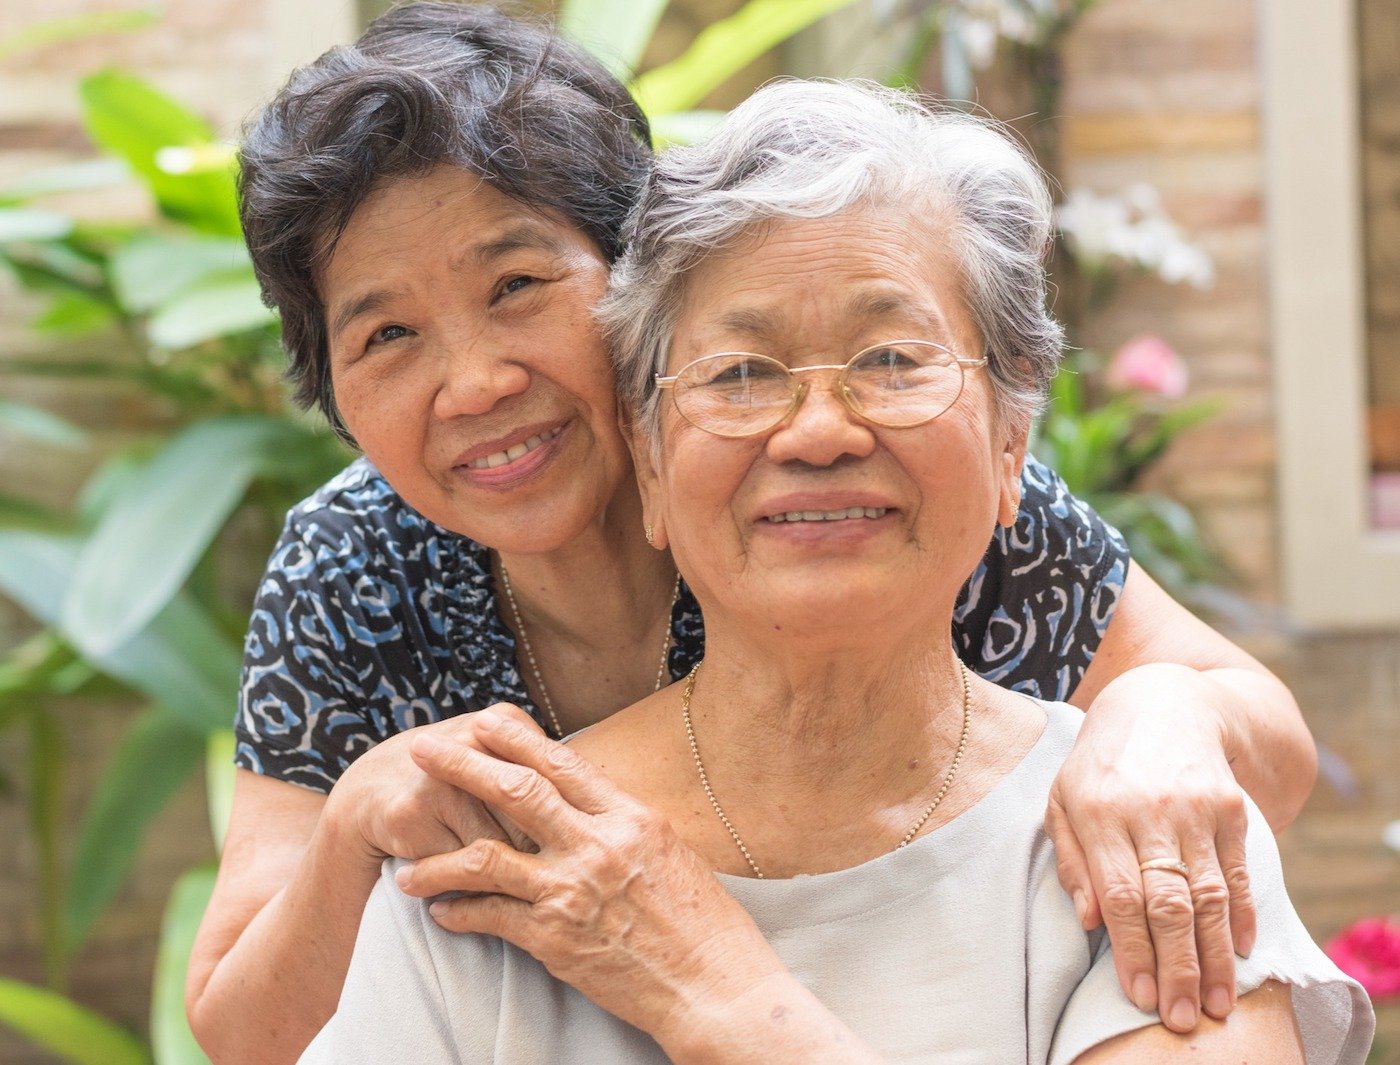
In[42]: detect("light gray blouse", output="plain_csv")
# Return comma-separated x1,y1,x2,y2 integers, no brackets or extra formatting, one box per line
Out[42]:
301,699,1374,1063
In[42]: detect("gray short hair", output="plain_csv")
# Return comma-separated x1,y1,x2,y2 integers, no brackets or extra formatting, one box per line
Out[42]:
600,79,1064,437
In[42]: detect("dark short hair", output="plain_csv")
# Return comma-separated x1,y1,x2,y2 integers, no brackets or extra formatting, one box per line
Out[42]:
238,2,653,442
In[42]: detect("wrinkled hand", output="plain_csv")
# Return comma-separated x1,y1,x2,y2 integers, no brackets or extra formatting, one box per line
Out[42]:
395,712,784,1043
1046,665,1255,1035
327,704,542,864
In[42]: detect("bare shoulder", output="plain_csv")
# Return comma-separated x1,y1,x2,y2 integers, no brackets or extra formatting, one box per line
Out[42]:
1071,980,1303,1065
566,687,688,809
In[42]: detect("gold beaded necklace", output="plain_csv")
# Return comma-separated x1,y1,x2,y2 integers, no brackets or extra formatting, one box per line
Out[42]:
680,659,974,879
498,562,681,740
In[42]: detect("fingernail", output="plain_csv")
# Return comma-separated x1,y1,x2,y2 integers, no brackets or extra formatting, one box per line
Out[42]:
394,862,415,888
1131,973,1156,1012
428,900,448,919
476,710,500,730
1206,986,1231,1018
1237,929,1255,957
1169,998,1197,1031
1072,890,1088,927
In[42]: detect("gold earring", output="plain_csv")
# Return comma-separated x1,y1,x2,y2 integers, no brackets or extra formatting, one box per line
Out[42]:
645,523,655,546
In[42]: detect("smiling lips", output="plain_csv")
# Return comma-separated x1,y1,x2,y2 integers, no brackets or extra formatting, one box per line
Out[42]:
464,425,564,469
766,507,889,523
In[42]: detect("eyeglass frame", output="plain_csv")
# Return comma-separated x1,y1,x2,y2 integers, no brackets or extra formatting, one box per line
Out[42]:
653,339,990,438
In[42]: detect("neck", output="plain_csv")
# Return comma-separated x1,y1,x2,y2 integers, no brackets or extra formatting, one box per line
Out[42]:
495,480,675,652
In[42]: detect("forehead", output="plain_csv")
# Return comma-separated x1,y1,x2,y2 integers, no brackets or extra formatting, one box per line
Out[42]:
673,207,973,352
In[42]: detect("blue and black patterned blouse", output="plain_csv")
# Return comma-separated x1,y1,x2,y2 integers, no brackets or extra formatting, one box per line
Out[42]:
235,457,1128,794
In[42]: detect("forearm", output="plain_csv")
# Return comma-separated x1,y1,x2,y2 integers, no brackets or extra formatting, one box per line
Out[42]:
188,809,384,1064
659,972,884,1065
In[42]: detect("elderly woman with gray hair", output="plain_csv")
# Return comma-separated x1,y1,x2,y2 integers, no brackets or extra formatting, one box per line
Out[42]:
300,81,1372,1064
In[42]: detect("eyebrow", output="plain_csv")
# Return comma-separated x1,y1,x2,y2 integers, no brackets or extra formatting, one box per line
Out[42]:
706,290,953,348
328,224,569,342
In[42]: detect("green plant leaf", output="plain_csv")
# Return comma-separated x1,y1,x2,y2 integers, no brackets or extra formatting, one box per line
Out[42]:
0,633,93,703
558,0,669,78
32,290,119,335
28,711,67,991
630,0,861,114
0,9,160,63
146,271,276,348
0,529,240,730
110,235,251,315
0,978,150,1065
62,416,298,656
205,730,235,855
0,399,87,449
79,70,240,236
66,707,205,952
0,207,73,242
649,109,726,148
0,159,132,206
151,866,216,1065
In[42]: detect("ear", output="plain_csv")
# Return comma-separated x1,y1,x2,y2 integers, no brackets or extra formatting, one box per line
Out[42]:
997,424,1030,529
622,408,669,551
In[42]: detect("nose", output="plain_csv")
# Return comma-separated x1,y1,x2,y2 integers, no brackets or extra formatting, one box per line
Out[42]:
431,334,531,420
764,374,876,467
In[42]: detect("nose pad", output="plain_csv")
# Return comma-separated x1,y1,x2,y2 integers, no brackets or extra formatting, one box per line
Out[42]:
777,380,813,429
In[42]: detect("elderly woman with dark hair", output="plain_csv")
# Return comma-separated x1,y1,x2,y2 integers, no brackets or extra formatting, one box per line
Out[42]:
300,81,1372,1064
191,5,1325,1061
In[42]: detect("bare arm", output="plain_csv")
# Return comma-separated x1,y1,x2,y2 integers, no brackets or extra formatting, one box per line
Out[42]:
1071,979,1304,1064
1050,561,1316,1033
1071,561,1315,829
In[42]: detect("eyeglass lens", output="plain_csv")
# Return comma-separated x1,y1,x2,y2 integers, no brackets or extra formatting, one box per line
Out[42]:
671,342,966,436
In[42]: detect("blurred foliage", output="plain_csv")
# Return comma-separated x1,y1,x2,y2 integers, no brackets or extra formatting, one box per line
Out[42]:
0,1,860,1061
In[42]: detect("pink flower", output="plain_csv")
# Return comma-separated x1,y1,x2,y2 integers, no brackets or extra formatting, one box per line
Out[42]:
1106,335,1188,398
1325,916,1400,1000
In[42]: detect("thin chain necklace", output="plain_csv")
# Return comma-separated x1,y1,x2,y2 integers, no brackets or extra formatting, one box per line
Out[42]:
498,562,681,740
681,660,974,879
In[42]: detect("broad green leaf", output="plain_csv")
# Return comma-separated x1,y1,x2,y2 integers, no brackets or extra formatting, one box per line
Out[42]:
148,272,276,349
62,416,297,655
558,0,669,78
0,978,150,1065
0,400,87,449
0,207,73,242
28,711,67,991
77,443,160,527
0,529,240,731
205,730,236,855
111,235,250,315
0,159,132,206
649,109,726,148
2,239,106,292
79,70,240,236
32,290,119,335
0,9,160,63
630,0,861,115
67,707,205,952
151,866,216,1065
0,633,92,703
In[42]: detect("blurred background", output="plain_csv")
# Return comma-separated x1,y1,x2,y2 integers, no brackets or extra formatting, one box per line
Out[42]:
0,0,1396,1062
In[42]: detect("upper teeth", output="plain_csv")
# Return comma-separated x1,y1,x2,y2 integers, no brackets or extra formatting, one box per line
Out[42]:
467,427,563,469
767,507,888,523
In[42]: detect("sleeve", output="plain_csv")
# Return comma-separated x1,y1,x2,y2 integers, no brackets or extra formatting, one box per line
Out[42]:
953,455,1129,701
299,859,489,1065
233,517,376,794
1047,797,1376,1065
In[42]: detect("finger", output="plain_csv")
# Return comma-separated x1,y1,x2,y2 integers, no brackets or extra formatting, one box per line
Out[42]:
1217,799,1256,960
1182,836,1236,1021
410,733,581,846
1138,855,1201,1034
426,890,534,950
1077,821,1159,1012
397,840,548,903
1046,798,1099,930
473,712,627,816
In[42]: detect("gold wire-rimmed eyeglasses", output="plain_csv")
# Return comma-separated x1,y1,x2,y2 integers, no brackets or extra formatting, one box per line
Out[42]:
653,340,989,439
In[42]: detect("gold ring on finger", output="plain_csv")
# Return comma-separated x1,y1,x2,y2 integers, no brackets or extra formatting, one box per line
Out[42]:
1139,857,1190,877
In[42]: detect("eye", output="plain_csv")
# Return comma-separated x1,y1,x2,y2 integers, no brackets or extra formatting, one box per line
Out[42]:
367,324,411,347
864,346,919,369
497,275,538,299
